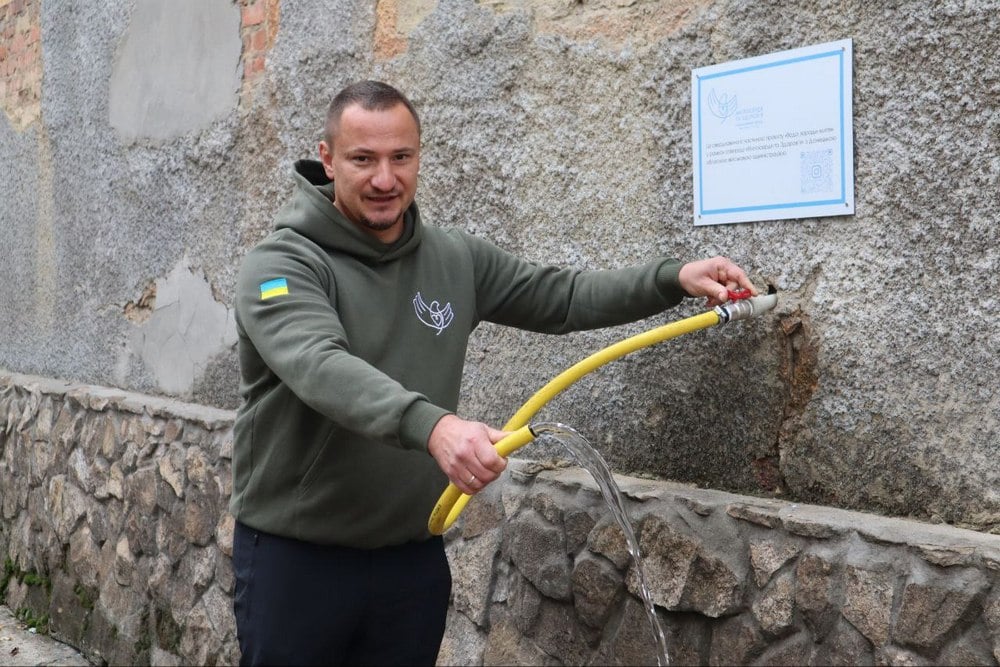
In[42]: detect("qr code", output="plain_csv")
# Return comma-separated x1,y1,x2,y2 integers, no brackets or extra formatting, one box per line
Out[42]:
800,149,833,194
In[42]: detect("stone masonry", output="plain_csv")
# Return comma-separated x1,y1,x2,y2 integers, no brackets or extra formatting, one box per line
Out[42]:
2,372,999,666
0,373,238,665
441,463,1000,666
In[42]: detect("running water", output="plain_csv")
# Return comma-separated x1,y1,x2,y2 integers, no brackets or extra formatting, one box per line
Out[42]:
532,422,670,667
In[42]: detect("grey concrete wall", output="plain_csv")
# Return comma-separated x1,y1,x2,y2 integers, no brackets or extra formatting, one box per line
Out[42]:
0,0,997,530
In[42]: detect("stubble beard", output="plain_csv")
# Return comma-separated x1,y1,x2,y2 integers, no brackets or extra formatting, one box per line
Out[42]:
359,212,402,232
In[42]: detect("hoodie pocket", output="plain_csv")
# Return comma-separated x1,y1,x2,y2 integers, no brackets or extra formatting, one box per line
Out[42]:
297,427,339,496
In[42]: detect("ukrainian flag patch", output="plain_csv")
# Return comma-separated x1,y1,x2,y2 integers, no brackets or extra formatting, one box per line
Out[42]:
259,278,289,300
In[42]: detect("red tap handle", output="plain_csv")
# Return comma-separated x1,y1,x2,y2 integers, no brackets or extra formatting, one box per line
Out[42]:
727,288,752,301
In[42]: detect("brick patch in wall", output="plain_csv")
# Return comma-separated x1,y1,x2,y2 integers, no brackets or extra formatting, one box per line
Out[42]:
374,0,407,61
480,0,711,46
0,0,42,130
240,0,280,91
373,0,437,61
372,0,713,60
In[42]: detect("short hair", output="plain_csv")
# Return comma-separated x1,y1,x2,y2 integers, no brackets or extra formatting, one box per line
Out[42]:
324,80,421,145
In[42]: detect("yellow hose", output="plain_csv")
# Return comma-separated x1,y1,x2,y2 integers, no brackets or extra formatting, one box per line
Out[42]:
426,424,537,535
501,310,720,431
427,309,721,535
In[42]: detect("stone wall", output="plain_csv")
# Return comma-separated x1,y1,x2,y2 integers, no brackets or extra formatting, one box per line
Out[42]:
3,372,998,666
442,462,1000,666
0,373,238,665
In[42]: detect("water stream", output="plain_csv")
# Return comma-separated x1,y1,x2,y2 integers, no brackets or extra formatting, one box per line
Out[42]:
532,422,670,667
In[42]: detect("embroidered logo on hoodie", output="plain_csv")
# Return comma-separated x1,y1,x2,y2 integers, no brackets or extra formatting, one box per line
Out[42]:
413,292,453,335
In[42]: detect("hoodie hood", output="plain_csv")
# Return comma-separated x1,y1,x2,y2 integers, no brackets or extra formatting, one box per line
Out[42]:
273,159,423,263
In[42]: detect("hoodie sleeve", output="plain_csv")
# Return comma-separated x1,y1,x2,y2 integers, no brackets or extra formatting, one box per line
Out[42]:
235,236,449,451
458,232,688,333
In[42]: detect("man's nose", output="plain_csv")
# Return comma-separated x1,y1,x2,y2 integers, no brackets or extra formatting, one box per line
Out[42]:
371,160,395,191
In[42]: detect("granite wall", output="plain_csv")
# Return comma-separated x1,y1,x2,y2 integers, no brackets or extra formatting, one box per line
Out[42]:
2,374,998,666
1,0,997,532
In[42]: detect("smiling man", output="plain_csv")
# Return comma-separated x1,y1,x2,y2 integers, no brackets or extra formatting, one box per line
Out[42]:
319,97,420,242
230,80,756,666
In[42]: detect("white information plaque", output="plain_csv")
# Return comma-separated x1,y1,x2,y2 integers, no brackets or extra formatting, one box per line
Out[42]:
692,39,854,226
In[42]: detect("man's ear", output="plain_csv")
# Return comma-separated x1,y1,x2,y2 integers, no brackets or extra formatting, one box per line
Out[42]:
318,140,335,179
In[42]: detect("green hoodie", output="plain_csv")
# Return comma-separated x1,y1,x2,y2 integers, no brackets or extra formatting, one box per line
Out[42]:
230,159,688,548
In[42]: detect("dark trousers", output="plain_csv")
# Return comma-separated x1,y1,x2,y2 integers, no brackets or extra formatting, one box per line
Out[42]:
233,521,452,666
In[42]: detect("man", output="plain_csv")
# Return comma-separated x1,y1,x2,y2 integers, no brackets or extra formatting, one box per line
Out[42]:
230,80,756,665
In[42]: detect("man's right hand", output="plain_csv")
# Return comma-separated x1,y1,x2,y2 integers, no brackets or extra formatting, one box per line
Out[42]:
678,256,758,308
427,414,508,495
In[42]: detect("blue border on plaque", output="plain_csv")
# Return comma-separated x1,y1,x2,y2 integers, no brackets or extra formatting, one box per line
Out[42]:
696,49,847,217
